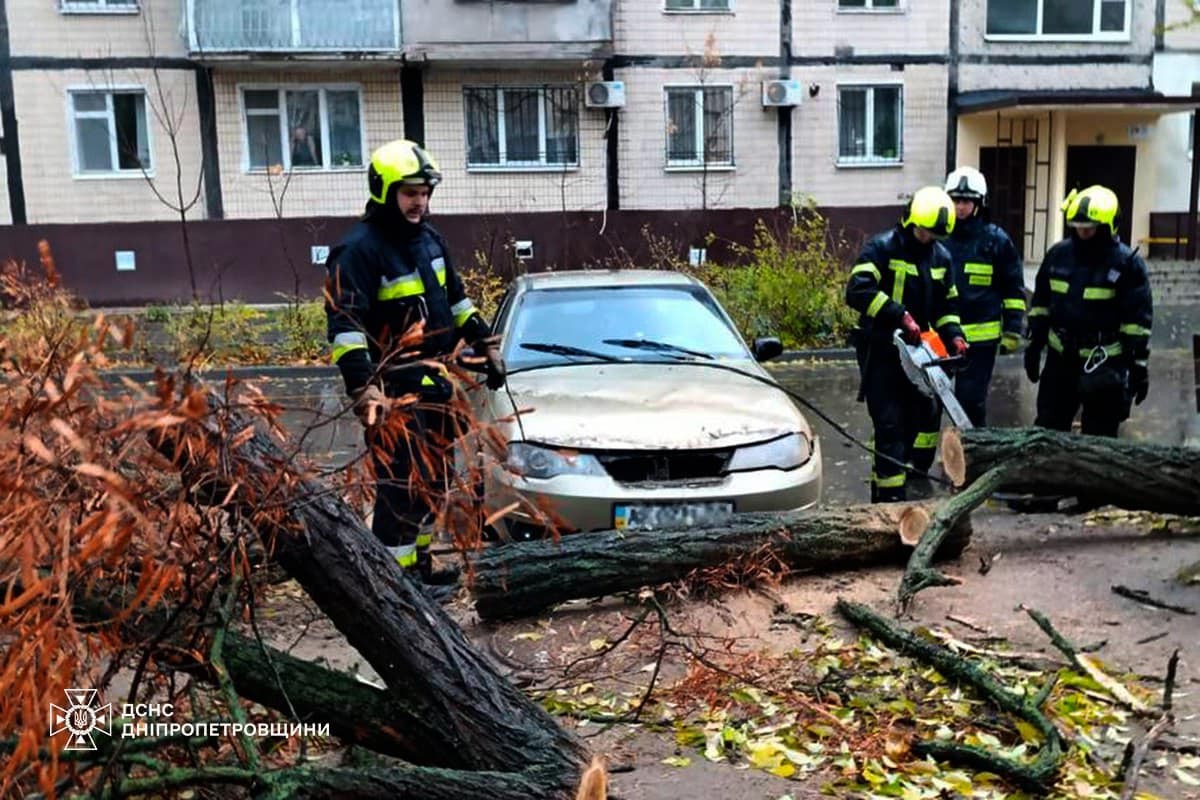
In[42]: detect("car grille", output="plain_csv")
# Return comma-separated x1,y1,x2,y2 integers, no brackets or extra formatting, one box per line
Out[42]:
596,450,733,483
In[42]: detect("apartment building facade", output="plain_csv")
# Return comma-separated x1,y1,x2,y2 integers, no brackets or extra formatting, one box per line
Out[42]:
0,0,1194,303
952,0,1200,260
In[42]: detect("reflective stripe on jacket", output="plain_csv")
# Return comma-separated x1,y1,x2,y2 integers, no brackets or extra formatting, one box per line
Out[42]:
1027,235,1152,364
325,218,489,393
941,216,1026,344
845,225,963,344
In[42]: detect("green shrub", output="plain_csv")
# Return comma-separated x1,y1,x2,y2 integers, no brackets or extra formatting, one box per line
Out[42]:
164,301,272,366
273,297,327,363
677,200,858,350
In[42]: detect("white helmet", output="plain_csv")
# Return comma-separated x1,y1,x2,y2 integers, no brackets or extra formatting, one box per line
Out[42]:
945,166,987,203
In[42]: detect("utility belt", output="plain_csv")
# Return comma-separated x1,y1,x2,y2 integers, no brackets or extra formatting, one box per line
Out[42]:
1047,330,1126,395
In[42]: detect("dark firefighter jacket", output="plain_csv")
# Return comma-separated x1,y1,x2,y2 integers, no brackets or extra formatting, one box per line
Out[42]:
325,215,490,394
941,215,1026,344
845,225,964,345
1027,235,1153,365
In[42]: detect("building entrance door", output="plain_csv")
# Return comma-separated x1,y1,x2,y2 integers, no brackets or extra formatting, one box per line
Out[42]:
1065,145,1136,245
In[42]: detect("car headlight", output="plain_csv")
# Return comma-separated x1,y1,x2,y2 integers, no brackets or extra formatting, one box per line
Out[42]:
726,433,811,472
506,442,607,479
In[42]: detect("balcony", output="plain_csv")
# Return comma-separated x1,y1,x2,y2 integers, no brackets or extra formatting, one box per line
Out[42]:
186,0,400,55
401,0,613,63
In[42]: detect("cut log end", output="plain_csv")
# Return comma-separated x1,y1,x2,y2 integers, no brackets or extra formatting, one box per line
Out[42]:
573,756,608,800
940,427,966,487
898,506,931,547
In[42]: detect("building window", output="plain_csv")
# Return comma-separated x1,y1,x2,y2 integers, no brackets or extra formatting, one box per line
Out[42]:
838,0,899,9
241,86,363,171
60,0,138,13
986,0,1128,38
837,85,902,166
665,86,734,168
70,90,151,175
463,86,579,169
665,0,731,11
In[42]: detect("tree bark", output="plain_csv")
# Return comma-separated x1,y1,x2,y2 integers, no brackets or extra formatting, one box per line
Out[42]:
470,504,972,621
947,427,1200,515
157,402,589,796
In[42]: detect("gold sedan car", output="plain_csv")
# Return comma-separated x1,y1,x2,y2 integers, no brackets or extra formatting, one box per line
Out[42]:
470,270,823,540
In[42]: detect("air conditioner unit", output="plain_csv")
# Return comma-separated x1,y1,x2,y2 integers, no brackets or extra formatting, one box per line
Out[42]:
762,79,803,107
585,81,626,109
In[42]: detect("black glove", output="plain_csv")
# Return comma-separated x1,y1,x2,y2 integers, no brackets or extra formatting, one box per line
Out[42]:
1024,344,1043,384
477,335,506,390
1129,361,1149,405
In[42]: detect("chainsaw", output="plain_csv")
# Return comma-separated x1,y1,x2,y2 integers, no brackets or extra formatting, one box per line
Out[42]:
893,329,973,429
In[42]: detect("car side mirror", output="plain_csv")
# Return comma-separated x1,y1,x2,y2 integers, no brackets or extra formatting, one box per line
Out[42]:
752,337,783,362
457,346,489,374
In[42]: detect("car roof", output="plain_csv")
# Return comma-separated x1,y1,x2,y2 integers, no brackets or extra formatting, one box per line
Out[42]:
513,270,701,292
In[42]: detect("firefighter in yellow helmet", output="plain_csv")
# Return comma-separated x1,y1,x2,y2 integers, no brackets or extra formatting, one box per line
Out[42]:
845,187,966,502
1025,185,1153,436
324,139,504,592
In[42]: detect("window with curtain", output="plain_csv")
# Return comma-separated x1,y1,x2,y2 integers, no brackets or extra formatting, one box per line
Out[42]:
463,86,579,168
241,86,363,171
665,86,734,168
837,85,903,165
70,90,150,174
986,0,1127,37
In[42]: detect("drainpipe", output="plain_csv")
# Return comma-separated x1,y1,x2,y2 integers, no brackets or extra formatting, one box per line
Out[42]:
401,64,425,146
945,0,960,175
603,59,619,212
778,0,793,208
195,67,224,220
0,0,27,224
1188,84,1200,261
1154,0,1165,53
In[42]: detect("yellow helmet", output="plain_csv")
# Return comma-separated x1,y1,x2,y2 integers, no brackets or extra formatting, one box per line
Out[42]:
1061,185,1118,236
367,139,442,205
901,186,956,238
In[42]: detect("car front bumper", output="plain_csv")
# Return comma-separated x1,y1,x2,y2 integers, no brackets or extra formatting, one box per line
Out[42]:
489,438,823,534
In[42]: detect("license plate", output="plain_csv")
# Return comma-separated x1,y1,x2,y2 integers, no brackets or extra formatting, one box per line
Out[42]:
613,502,734,531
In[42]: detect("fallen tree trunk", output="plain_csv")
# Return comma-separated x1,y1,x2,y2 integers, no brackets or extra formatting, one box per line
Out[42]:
900,427,1200,610
943,427,1200,515
470,504,971,621
157,398,589,797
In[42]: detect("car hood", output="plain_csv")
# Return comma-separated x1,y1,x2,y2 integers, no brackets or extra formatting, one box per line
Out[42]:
489,361,811,450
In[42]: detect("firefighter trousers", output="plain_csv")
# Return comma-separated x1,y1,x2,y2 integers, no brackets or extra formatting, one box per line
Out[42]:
1034,350,1131,438
953,341,998,428
856,338,942,502
367,381,456,569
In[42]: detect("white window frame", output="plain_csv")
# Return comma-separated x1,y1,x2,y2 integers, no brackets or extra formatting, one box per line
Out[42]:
237,84,367,174
462,85,581,172
984,0,1131,42
835,82,904,168
663,0,733,14
663,84,736,171
59,0,139,14
836,0,904,13
66,86,154,180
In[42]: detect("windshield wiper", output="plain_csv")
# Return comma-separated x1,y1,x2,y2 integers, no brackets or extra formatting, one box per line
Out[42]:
601,338,714,360
519,342,621,363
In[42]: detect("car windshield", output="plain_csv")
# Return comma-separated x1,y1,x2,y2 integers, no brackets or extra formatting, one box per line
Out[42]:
505,284,749,371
